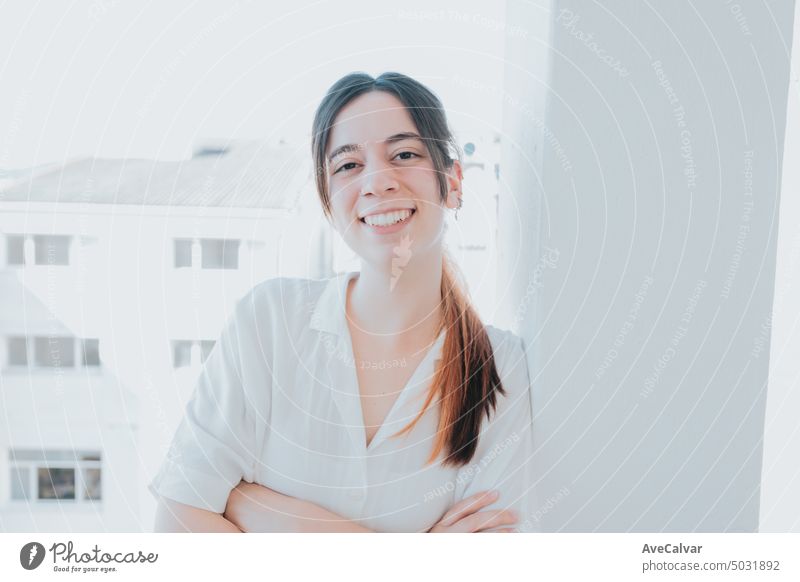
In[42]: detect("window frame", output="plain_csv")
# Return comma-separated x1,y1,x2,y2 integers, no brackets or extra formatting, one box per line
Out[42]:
8,449,102,504
3,234,73,267
171,339,216,368
3,336,102,371
172,237,241,270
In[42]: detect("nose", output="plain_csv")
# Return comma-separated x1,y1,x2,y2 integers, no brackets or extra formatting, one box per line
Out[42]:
360,155,399,197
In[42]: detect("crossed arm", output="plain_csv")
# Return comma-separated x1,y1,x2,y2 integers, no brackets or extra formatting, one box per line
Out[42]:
153,481,518,533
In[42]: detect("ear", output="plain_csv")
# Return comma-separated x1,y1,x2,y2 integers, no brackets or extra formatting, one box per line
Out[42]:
445,159,463,210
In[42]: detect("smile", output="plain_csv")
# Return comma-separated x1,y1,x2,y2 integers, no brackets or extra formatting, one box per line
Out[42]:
359,208,416,233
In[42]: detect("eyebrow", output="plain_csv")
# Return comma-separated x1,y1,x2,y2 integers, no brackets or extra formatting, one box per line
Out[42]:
327,132,424,163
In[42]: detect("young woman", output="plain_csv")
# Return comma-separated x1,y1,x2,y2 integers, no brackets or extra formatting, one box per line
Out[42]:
151,72,536,533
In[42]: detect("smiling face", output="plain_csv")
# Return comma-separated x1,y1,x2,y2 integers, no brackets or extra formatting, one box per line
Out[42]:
324,90,461,268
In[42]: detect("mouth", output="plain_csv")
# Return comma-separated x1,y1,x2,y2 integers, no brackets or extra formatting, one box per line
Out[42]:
358,208,416,234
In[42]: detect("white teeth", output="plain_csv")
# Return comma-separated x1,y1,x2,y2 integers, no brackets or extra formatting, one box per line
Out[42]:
363,209,413,227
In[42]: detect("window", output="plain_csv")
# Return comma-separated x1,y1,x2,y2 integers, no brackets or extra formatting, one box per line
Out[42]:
172,339,216,368
83,468,102,500
5,336,100,369
33,235,70,265
172,340,193,368
8,449,102,503
10,466,31,500
6,235,25,265
34,337,75,368
38,468,75,500
174,239,192,268
173,238,240,269
201,239,239,269
80,339,100,367
7,336,28,366
4,234,71,266
200,340,216,362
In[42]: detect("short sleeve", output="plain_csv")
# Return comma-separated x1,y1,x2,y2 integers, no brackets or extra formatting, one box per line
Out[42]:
148,297,258,513
454,335,541,532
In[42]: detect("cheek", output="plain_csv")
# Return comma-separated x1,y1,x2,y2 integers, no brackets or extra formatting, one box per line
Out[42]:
405,165,438,185
407,168,443,201
329,188,360,232
418,205,447,230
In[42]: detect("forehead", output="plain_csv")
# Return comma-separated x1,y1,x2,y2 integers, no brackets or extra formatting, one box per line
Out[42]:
327,91,419,153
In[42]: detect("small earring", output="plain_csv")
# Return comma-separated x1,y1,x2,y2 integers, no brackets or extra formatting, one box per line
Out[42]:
455,197,463,221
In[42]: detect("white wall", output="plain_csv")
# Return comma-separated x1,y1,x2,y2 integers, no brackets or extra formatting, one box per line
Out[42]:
759,3,800,532
500,0,795,531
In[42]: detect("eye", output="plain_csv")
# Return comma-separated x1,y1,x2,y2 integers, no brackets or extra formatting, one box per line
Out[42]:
395,151,420,161
334,161,359,174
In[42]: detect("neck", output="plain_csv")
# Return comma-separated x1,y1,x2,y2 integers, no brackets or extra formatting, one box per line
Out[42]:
347,252,444,343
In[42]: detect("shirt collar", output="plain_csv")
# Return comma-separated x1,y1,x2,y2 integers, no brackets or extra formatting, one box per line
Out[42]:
309,270,356,336
308,270,445,362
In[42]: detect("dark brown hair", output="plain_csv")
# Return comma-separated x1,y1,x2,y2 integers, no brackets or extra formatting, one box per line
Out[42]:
310,72,505,467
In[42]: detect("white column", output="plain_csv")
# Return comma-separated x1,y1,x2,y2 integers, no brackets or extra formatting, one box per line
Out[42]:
759,3,800,533
501,0,795,532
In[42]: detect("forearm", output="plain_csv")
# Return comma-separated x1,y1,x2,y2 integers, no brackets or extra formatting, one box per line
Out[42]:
224,482,373,533
154,498,242,533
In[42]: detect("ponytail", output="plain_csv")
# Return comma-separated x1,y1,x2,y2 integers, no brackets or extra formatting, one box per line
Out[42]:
394,253,505,467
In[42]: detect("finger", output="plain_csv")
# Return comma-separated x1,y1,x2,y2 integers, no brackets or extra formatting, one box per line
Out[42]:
456,509,518,533
480,527,519,533
439,490,499,527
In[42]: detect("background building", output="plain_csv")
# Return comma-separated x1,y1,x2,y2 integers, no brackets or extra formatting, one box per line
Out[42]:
0,139,318,530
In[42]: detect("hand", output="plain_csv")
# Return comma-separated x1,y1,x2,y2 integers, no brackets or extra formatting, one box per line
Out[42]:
428,490,519,533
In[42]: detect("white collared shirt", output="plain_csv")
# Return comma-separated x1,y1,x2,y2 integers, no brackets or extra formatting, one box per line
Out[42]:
149,271,539,532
